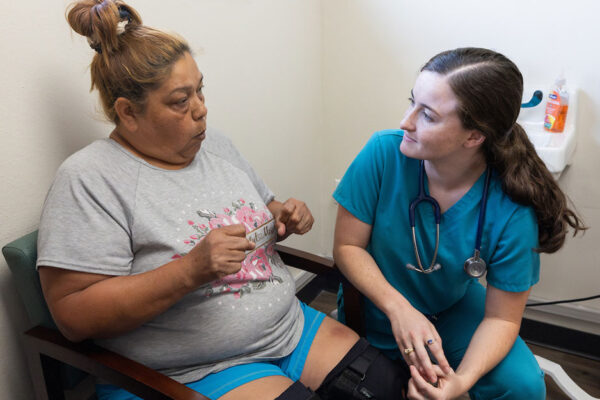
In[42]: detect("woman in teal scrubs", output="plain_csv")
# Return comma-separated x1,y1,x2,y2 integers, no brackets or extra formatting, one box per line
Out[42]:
333,48,586,399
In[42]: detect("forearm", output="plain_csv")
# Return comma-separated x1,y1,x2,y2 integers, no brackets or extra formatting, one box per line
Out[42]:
46,257,201,341
334,243,411,317
455,317,520,389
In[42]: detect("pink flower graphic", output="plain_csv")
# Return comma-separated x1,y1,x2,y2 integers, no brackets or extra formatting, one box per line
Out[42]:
173,199,280,298
236,206,268,231
208,213,237,230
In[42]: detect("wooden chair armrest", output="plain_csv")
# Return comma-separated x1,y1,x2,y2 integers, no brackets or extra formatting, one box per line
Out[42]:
274,244,334,275
24,326,208,400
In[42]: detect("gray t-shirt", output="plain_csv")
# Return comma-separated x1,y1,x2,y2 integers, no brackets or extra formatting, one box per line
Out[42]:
37,128,303,383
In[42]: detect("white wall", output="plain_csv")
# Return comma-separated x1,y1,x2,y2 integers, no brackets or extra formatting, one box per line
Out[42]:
2,0,600,397
0,0,322,397
320,0,600,333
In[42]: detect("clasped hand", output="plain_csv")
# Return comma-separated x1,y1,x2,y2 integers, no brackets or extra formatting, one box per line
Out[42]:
407,365,469,400
391,306,470,399
389,304,461,399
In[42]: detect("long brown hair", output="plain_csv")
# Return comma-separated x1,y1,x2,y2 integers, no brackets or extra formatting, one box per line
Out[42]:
422,47,586,253
67,0,190,122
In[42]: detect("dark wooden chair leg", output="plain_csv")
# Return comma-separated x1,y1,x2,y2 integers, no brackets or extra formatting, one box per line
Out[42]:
24,345,54,400
41,355,67,400
342,282,365,337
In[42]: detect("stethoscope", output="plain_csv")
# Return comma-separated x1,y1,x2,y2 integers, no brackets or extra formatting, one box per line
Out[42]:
406,160,492,278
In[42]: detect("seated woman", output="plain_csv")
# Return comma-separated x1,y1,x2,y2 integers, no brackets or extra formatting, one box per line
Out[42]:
37,1,407,399
332,47,586,400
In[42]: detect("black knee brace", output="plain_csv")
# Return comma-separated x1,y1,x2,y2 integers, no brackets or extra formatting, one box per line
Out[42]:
276,381,322,400
316,338,409,400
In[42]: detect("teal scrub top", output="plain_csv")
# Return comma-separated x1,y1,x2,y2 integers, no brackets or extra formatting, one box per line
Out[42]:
333,130,540,350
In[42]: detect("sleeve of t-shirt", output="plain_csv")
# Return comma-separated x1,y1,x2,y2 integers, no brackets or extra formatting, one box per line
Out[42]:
486,206,540,292
204,128,275,205
36,160,135,276
332,133,385,225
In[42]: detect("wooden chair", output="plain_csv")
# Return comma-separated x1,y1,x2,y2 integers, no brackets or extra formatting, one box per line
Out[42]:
3,231,363,400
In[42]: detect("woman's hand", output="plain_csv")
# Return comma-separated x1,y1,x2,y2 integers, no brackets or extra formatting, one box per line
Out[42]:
184,224,255,286
388,303,451,384
407,365,469,400
268,198,314,241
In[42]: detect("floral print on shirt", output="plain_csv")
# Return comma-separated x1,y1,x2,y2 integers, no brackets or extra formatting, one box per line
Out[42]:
172,199,283,298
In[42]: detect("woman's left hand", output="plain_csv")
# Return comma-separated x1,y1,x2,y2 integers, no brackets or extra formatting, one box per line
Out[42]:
269,198,314,240
406,365,469,400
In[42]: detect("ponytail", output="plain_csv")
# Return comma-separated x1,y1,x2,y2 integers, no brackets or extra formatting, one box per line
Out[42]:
485,123,586,253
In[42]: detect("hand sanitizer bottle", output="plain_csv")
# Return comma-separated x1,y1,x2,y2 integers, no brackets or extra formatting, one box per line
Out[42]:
544,74,569,133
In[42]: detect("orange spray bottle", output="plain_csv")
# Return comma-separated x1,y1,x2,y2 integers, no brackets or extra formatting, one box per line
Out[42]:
544,74,569,133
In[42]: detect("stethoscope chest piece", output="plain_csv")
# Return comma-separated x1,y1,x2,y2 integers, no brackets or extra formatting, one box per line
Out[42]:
463,250,487,278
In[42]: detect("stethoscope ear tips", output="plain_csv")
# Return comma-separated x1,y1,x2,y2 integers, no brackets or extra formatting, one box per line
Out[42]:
406,263,442,274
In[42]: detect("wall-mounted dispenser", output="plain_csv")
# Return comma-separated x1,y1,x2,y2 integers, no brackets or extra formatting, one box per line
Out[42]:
518,87,578,179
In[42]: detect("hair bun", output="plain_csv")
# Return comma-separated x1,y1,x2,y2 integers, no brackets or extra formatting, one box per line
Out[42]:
67,0,141,55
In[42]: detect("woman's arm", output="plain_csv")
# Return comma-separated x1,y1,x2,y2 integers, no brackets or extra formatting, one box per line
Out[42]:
455,286,530,389
40,224,254,342
333,205,404,317
407,285,530,398
333,205,451,383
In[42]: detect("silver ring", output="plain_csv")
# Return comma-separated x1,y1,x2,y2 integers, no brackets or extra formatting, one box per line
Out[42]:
426,338,435,345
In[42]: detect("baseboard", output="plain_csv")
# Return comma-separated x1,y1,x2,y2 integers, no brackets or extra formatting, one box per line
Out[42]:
526,295,600,332
522,296,600,360
520,318,600,361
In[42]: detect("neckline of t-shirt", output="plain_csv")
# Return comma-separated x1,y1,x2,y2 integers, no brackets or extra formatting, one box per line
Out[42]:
424,168,489,221
105,138,201,173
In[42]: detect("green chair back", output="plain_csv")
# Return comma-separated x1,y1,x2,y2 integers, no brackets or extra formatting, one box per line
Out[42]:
2,231,57,330
3,230,88,392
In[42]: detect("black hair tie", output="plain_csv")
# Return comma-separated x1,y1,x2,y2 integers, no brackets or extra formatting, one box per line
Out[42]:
118,6,131,22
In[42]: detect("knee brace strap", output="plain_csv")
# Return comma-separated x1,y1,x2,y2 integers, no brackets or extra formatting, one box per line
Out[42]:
276,381,321,400
317,338,409,400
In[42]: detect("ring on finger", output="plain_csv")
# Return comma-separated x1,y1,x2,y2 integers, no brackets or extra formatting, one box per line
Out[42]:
426,338,435,345
404,347,415,355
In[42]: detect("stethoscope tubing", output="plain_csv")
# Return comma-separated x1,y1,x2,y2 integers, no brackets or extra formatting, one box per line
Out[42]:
407,160,491,275
409,160,441,227
407,160,442,273
474,167,492,252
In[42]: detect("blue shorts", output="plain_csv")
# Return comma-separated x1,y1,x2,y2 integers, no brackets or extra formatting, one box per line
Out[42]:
96,301,326,400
